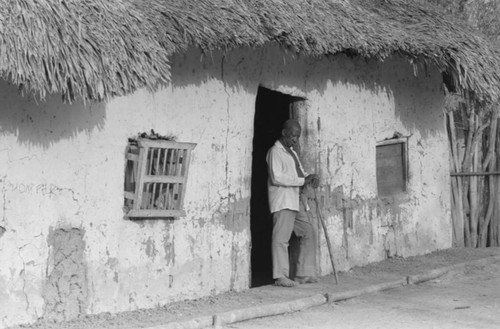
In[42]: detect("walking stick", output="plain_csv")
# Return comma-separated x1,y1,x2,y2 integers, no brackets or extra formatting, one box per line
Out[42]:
313,189,339,284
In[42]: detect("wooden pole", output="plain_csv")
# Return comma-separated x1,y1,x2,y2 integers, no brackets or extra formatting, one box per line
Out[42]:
490,112,500,247
451,172,500,176
479,111,498,246
495,112,499,247
313,190,339,284
447,111,464,247
470,114,480,248
461,107,474,247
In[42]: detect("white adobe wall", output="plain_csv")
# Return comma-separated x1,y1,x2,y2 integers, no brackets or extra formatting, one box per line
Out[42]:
0,44,450,328
0,52,256,327
242,45,450,275
293,56,451,274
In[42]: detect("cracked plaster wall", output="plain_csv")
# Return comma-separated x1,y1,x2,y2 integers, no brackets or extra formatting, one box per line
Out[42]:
0,44,450,328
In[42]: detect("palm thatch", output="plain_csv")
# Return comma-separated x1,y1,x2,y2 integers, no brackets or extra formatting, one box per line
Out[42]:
426,0,500,44
0,0,499,103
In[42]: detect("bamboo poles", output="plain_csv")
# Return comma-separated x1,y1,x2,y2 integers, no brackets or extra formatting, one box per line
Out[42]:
447,111,465,247
493,121,500,246
478,110,499,246
447,99,500,248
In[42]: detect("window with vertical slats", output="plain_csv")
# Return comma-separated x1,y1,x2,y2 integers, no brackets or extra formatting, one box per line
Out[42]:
124,138,196,218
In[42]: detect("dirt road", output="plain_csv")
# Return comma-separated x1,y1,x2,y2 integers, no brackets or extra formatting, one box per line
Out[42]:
223,259,500,329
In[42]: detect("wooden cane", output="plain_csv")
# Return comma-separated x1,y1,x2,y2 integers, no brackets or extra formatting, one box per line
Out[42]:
313,189,339,284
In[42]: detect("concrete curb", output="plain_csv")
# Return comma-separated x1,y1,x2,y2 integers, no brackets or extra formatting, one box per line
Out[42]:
325,278,407,302
139,255,500,329
144,315,213,329
213,294,326,326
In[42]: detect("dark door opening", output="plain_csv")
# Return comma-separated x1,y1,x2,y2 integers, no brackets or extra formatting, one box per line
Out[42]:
250,86,302,287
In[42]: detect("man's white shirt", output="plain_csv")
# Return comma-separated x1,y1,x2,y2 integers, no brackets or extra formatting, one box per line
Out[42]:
266,140,307,213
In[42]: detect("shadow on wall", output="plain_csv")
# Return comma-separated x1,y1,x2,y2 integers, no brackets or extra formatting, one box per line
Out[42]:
169,45,443,141
0,46,441,149
0,80,106,148
299,54,444,142
169,46,261,96
365,58,444,140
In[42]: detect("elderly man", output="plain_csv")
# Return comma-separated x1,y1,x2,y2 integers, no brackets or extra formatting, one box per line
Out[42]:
266,119,319,287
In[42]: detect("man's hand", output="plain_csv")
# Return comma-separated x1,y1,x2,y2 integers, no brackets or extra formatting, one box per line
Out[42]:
305,174,319,188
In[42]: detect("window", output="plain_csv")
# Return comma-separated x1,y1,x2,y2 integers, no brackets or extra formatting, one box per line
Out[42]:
376,138,408,196
124,138,196,218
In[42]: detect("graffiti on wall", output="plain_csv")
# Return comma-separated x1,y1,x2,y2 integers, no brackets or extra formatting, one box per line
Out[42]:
1,180,65,196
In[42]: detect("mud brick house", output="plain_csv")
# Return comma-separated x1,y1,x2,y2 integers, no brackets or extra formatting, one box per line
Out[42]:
0,0,499,327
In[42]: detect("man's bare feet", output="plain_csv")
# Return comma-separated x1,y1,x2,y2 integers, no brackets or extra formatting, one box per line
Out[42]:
294,276,319,284
275,277,298,287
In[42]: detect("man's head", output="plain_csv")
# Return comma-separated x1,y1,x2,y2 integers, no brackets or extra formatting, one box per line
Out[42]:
280,119,301,148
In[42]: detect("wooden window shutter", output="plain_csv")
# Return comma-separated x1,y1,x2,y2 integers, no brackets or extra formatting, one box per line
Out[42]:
124,138,196,218
376,139,408,196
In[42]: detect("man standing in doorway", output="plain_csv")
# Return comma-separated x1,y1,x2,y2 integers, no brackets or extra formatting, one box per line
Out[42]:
267,119,319,287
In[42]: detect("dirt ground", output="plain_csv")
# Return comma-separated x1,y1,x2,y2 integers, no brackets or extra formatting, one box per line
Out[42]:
227,251,500,329
12,247,500,329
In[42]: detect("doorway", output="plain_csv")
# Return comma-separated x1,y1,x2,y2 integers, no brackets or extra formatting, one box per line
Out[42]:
250,86,304,287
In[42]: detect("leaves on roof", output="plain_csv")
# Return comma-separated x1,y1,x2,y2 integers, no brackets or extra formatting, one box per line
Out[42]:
0,0,498,103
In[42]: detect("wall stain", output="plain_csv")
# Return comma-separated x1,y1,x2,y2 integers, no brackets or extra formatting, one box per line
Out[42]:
105,257,119,283
163,221,175,266
143,237,158,258
319,185,408,259
229,243,239,291
209,194,250,289
43,226,88,321
105,257,119,268
214,195,250,234
129,292,137,307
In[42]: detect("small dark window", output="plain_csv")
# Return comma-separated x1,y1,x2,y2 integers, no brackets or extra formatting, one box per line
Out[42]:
376,140,407,196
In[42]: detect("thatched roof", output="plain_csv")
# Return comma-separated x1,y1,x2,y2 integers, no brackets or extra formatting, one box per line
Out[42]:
427,0,500,44
0,0,499,103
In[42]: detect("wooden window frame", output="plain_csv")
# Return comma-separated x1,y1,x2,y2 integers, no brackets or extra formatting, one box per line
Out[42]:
376,138,408,197
124,138,196,219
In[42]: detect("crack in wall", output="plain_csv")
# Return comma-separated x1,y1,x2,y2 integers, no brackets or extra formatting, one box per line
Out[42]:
221,55,231,190
221,55,242,289
17,248,30,314
1,175,7,229
11,235,44,319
